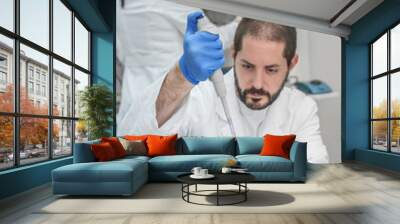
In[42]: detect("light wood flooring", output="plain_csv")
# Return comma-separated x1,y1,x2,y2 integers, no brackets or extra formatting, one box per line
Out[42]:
1,162,400,224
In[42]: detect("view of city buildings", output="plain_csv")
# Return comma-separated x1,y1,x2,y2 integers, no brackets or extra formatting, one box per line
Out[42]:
0,40,88,169
0,0,90,171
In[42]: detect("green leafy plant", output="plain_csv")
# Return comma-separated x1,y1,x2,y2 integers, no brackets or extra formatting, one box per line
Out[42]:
79,84,113,140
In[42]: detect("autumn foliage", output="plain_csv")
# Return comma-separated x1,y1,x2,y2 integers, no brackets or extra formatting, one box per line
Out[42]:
372,99,400,141
0,84,59,150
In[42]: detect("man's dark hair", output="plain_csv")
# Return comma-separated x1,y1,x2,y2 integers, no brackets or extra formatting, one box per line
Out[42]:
233,18,297,65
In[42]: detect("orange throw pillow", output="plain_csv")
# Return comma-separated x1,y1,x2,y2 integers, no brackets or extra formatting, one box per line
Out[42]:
259,134,296,159
101,137,127,158
146,134,178,157
91,142,118,161
124,135,150,141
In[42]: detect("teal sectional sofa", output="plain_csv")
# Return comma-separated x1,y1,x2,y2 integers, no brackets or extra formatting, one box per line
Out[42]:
52,137,307,196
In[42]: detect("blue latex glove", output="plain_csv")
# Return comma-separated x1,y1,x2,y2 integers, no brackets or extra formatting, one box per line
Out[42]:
179,11,225,85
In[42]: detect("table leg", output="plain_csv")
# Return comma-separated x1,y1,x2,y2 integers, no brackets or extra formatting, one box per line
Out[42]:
245,183,247,201
188,184,190,202
195,184,197,192
217,184,219,206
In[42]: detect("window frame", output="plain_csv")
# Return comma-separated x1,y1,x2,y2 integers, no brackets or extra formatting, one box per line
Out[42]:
0,71,7,85
370,20,400,154
0,0,92,171
0,53,8,89
0,53,7,68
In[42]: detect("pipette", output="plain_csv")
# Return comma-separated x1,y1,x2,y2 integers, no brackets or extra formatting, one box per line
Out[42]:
198,18,237,136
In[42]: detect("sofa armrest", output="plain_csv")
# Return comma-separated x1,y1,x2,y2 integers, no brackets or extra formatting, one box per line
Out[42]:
289,141,307,181
73,140,100,163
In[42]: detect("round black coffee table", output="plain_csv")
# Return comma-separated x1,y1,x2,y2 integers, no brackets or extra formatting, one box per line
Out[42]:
177,172,255,206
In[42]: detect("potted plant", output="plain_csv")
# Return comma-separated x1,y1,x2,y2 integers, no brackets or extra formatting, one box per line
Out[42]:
79,84,113,140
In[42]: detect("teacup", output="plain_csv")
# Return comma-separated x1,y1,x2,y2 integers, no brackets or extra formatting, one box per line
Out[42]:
191,167,202,176
199,168,208,176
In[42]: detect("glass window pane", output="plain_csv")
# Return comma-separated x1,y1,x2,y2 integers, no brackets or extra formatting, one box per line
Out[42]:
391,72,400,118
74,17,89,70
75,120,88,143
0,34,14,113
372,77,387,119
20,0,49,49
20,117,49,165
20,44,49,115
0,0,14,31
391,120,400,153
53,0,72,60
372,121,388,151
53,119,72,157
53,59,72,117
372,33,387,76
0,116,13,170
391,24,400,70
74,69,89,118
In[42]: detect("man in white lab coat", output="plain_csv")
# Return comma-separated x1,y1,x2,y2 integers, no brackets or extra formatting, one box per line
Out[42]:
116,0,238,119
118,12,329,163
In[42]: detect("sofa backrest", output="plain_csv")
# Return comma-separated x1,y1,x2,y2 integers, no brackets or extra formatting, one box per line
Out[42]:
177,137,236,155
73,136,300,161
235,137,263,155
73,139,100,163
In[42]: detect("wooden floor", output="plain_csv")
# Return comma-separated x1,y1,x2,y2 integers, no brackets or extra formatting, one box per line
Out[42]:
1,162,400,224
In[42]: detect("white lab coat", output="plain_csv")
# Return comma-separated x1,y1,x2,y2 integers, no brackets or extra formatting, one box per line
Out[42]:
116,0,238,123
118,68,329,164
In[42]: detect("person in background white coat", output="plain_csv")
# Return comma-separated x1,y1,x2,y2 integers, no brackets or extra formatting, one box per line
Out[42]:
118,12,329,164
116,0,238,122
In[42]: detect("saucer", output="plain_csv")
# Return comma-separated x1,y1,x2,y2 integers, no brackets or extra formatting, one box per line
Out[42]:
232,170,249,174
190,174,215,179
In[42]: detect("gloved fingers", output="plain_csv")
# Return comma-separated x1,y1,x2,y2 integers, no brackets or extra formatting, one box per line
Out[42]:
195,58,224,81
201,39,223,50
196,31,220,41
185,11,204,35
200,48,224,60
206,58,225,72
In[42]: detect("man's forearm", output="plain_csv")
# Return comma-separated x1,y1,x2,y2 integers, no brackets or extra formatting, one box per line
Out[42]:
156,63,193,127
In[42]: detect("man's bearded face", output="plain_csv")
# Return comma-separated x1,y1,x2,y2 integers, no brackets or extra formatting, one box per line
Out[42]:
234,35,295,110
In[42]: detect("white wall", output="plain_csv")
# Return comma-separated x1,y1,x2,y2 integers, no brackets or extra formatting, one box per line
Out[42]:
290,29,342,163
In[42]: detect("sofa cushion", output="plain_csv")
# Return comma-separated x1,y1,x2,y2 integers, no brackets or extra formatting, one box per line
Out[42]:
52,158,147,183
260,134,296,159
146,134,178,157
114,155,150,164
236,137,263,155
119,138,148,156
101,137,127,158
124,135,150,141
53,163,133,183
91,142,118,161
73,139,100,163
177,137,236,155
148,154,235,172
236,155,293,172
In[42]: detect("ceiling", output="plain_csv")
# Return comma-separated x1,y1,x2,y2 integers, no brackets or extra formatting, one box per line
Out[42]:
167,0,384,38
227,0,353,23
